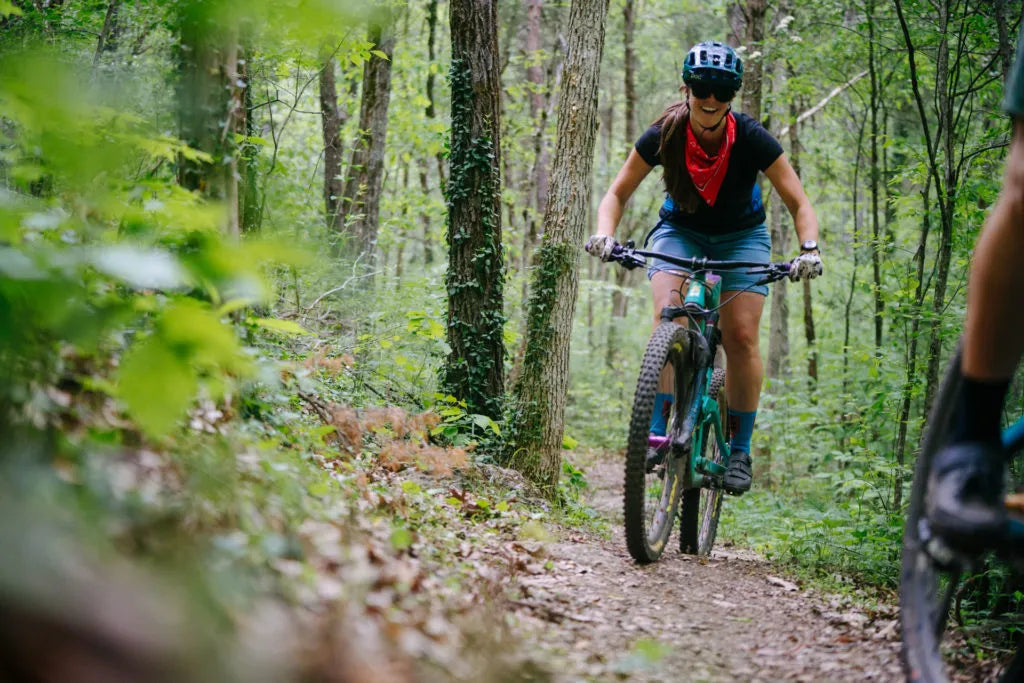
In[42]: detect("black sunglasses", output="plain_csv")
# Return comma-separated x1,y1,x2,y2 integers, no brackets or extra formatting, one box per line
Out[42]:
690,83,737,102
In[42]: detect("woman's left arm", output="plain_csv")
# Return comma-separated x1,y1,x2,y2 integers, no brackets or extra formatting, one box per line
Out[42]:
763,154,819,250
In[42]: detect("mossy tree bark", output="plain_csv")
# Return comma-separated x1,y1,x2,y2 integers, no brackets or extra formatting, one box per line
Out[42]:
319,48,346,234
441,0,506,420
504,0,609,493
340,20,395,265
174,3,243,235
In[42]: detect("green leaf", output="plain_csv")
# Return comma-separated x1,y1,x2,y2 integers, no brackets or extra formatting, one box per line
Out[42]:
562,434,579,449
162,301,245,369
308,481,330,496
117,336,197,437
390,527,413,551
0,1,23,18
401,480,422,494
250,317,312,336
370,50,390,60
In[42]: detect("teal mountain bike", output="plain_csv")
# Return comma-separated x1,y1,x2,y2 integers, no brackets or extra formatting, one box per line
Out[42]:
901,345,1024,681
607,242,792,564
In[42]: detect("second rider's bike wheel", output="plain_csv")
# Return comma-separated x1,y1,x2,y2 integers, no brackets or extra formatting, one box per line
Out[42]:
679,368,728,556
900,347,1024,682
624,322,697,564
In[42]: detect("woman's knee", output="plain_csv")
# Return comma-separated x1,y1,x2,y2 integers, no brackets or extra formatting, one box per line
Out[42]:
722,323,760,357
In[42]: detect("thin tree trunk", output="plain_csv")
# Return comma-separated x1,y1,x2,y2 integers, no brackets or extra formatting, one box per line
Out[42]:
340,20,395,265
996,0,1014,81
741,0,765,121
422,0,445,258
765,5,790,381
790,109,816,382
919,0,955,416
442,0,506,419
419,165,434,264
868,0,883,351
893,0,958,418
894,179,933,512
175,7,242,236
320,49,344,233
93,0,121,68
623,0,637,142
239,41,261,234
504,0,609,492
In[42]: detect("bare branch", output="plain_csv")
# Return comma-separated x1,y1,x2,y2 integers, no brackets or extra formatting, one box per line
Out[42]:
779,71,868,136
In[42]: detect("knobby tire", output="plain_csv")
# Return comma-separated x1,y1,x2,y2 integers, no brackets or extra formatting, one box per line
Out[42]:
679,368,727,556
623,322,693,564
899,347,1024,681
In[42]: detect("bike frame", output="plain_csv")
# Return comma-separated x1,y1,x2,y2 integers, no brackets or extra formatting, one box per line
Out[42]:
645,271,730,491
680,272,730,491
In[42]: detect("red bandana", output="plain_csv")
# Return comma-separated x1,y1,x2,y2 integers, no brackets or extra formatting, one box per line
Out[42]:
685,112,736,207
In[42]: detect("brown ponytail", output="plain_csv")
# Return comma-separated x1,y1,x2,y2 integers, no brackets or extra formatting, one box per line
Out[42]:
654,101,701,214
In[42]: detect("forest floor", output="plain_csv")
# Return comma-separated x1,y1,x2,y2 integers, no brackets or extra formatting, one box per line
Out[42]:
508,450,906,682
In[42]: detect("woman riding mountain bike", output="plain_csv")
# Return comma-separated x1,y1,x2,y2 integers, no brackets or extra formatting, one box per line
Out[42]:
586,40,822,495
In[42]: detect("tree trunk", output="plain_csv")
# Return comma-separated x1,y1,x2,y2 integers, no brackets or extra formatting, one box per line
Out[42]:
789,109,816,382
340,21,395,265
606,0,635,369
623,0,637,143
421,0,443,265
504,0,609,493
93,0,121,67
239,42,261,234
442,0,506,420
919,0,955,416
894,0,970,419
174,5,242,236
894,179,933,512
867,0,883,351
996,0,1014,81
741,0,765,121
766,187,789,379
765,6,790,381
522,0,549,269
319,49,345,233
726,2,745,49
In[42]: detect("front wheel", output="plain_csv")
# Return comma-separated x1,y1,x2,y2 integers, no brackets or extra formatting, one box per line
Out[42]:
623,322,696,564
679,368,728,556
900,347,1024,681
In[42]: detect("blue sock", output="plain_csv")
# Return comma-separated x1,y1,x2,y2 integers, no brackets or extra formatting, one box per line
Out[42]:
650,393,674,436
728,409,757,454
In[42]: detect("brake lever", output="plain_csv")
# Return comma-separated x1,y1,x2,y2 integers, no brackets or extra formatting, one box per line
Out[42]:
611,240,646,270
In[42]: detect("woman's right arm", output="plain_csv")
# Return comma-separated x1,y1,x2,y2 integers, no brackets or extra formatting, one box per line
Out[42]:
595,149,654,237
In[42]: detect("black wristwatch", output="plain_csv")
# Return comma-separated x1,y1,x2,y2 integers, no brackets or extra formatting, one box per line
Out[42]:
800,240,818,252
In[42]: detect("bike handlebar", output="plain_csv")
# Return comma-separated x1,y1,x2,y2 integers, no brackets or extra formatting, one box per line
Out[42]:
606,241,793,286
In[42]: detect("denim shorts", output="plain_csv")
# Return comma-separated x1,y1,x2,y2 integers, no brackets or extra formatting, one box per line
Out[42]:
645,222,772,296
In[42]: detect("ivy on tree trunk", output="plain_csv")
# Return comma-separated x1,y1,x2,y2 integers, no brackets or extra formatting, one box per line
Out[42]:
441,0,506,420
503,0,610,493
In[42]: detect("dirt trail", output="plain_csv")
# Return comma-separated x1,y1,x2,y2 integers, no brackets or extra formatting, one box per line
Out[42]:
511,452,904,681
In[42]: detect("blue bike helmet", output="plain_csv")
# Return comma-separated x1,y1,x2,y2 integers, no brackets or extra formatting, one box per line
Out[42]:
682,41,743,90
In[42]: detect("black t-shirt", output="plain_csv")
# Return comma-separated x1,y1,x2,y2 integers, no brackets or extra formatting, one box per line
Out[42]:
634,112,784,233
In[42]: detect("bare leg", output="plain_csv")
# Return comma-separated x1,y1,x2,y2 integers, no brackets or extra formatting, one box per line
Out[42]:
717,291,767,412
961,118,1024,380
650,270,689,393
